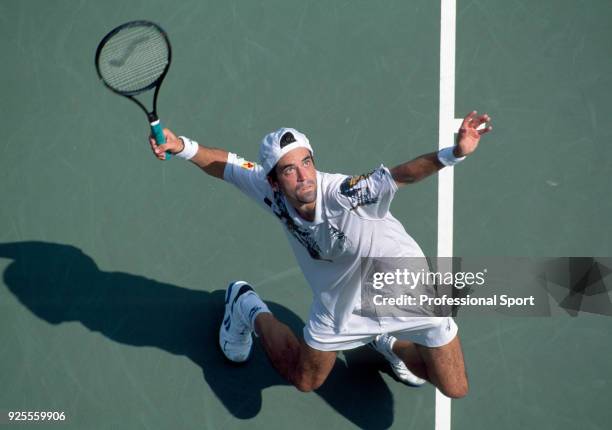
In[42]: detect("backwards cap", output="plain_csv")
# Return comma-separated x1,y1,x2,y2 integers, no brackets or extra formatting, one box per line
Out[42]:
258,127,313,175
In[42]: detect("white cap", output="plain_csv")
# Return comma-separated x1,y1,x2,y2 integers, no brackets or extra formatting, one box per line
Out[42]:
258,127,313,174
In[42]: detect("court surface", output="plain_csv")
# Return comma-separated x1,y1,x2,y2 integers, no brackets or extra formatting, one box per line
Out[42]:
1,1,611,429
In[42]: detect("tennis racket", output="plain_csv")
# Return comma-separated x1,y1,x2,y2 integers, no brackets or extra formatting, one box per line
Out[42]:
95,20,172,159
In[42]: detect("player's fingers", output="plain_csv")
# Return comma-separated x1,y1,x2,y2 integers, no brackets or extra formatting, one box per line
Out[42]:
155,143,170,154
478,125,493,135
149,137,161,154
153,148,165,160
471,113,490,128
149,136,160,150
461,110,477,127
148,138,167,160
162,128,176,142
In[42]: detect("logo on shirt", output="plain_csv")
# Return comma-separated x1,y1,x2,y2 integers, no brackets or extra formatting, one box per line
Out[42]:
264,191,331,262
328,224,349,252
241,161,256,170
339,171,379,209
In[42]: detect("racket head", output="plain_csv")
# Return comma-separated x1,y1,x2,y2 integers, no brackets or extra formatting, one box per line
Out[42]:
95,20,172,97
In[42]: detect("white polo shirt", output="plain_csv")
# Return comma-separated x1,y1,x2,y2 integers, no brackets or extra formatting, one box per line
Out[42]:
223,152,426,336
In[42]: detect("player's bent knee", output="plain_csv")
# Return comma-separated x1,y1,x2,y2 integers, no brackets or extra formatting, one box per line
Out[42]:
294,379,325,393
292,373,327,393
440,380,469,399
444,387,468,399
294,381,316,393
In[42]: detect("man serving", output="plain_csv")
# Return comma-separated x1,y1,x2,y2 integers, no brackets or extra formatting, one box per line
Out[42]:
149,111,492,397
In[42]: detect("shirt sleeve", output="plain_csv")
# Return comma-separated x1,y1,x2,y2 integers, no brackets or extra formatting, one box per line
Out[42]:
223,152,270,206
331,165,398,219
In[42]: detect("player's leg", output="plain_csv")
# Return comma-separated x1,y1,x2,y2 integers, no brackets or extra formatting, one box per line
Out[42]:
416,335,467,398
393,335,468,398
390,317,467,397
369,334,427,386
255,313,337,392
219,281,336,392
390,338,428,380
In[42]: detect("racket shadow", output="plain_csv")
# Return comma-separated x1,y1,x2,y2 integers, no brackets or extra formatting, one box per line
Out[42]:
0,241,399,429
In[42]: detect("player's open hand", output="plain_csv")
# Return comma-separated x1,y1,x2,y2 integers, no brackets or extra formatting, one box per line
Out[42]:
148,128,184,161
454,111,492,157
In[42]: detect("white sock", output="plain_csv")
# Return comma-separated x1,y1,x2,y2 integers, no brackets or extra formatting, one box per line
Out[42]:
384,333,398,357
239,291,271,334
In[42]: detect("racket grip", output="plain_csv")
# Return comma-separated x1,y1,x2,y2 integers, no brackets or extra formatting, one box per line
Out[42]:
150,119,171,160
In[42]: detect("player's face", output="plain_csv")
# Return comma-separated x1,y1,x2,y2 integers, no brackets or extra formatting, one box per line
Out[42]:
274,148,317,205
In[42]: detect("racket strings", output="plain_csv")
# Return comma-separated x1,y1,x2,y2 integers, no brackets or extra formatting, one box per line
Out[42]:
98,25,169,93
106,56,165,90
100,44,167,90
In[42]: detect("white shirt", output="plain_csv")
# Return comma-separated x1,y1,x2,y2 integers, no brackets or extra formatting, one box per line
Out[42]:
223,152,425,334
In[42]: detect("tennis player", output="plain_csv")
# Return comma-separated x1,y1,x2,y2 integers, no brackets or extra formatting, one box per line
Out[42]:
149,111,491,397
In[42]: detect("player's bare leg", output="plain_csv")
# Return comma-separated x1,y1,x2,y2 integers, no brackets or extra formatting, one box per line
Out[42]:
369,334,427,386
393,335,468,398
255,313,337,392
219,281,335,392
390,339,429,380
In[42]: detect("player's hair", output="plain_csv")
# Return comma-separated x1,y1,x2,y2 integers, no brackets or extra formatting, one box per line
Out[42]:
280,132,296,148
268,168,279,183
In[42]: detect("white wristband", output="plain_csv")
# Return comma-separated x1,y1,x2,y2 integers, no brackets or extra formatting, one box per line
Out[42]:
176,136,199,160
437,146,466,166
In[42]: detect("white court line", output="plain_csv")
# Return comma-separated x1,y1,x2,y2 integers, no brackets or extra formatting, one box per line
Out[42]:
436,0,457,430
452,118,464,131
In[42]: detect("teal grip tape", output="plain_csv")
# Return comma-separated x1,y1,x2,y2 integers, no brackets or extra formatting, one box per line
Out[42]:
150,120,171,160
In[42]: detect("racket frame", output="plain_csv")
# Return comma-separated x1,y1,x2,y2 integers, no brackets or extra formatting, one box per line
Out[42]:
95,20,173,157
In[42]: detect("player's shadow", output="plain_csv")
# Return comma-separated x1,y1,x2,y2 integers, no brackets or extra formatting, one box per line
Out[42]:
0,241,416,429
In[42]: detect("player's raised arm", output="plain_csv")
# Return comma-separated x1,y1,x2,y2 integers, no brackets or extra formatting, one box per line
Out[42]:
149,128,229,179
390,111,492,187
389,151,444,187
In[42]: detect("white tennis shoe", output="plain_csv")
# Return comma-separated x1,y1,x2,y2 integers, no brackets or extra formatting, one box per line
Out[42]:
369,333,426,386
219,281,256,363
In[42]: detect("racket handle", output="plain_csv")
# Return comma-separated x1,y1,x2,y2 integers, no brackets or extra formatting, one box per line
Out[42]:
150,119,171,160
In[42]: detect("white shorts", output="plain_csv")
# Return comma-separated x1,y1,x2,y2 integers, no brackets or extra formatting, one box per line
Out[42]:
303,314,458,352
